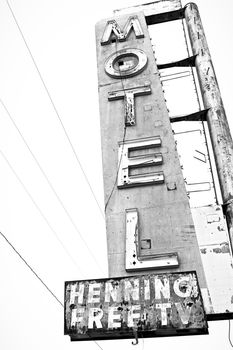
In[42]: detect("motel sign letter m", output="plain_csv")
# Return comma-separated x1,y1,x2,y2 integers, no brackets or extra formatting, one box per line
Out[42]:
101,16,144,45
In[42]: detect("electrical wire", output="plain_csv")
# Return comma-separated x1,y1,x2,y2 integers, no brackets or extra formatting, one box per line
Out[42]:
104,125,126,211
0,230,64,307
5,0,105,221
0,147,85,277
5,0,105,272
0,229,105,350
0,97,104,274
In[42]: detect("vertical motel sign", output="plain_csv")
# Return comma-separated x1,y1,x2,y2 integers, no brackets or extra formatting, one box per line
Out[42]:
96,6,206,283
65,0,233,342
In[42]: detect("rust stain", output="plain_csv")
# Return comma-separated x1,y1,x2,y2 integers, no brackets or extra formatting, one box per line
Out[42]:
212,243,230,254
65,272,207,341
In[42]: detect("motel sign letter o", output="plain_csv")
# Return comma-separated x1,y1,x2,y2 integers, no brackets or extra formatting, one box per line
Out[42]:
104,48,148,79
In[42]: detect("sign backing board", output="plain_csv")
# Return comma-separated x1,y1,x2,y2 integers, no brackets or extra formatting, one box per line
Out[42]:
64,271,208,341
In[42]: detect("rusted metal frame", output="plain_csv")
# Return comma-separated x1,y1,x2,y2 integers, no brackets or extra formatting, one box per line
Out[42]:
170,109,208,123
67,329,208,342
184,3,233,250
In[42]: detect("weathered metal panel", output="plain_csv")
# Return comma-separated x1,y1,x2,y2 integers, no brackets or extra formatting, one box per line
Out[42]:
96,10,206,293
113,0,182,17
184,3,233,249
173,121,216,208
64,272,208,341
192,205,233,315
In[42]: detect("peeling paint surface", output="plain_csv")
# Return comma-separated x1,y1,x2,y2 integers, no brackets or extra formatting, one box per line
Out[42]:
185,3,233,249
108,85,151,126
65,272,207,341
113,0,182,17
192,205,233,314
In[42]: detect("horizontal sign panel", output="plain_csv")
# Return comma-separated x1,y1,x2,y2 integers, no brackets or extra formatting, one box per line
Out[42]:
64,271,208,341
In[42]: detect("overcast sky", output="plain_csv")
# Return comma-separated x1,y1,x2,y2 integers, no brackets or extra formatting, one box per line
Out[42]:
0,0,233,349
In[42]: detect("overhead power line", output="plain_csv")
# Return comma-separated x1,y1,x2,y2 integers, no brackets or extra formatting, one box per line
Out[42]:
0,147,85,277
0,230,64,307
0,230,104,350
0,97,104,274
5,0,105,220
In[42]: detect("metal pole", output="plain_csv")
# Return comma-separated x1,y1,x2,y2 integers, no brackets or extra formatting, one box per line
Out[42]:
184,2,233,249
